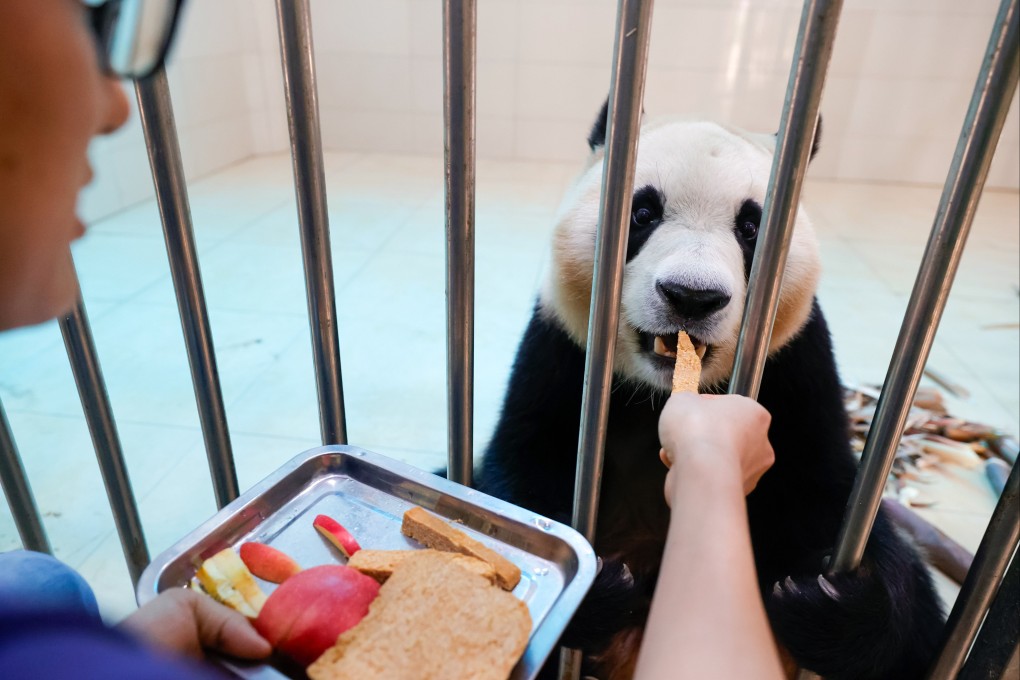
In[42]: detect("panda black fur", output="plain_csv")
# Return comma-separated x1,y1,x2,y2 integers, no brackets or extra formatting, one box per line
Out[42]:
474,106,945,680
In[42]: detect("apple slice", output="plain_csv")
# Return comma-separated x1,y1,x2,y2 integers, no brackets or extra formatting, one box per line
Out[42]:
313,514,362,558
195,548,267,617
239,542,302,584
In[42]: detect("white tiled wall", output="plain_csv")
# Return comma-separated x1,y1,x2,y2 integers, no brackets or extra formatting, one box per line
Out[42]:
292,0,1018,187
80,0,1020,222
79,1,267,223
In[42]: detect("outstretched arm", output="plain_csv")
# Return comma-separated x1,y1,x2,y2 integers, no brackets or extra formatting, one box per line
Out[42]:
635,394,784,680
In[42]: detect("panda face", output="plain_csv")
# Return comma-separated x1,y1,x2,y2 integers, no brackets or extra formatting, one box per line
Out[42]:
542,119,821,391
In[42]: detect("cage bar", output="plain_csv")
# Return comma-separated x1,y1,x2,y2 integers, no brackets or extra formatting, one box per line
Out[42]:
135,69,240,509
562,0,656,677
728,0,843,400
828,0,1018,577
958,541,1020,680
275,0,348,446
59,295,149,585
443,0,477,488
0,399,50,553
928,463,1019,678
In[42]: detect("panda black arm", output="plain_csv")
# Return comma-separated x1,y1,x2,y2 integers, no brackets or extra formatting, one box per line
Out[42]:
475,305,587,523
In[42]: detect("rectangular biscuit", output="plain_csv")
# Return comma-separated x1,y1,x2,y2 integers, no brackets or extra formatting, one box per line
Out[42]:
400,507,521,590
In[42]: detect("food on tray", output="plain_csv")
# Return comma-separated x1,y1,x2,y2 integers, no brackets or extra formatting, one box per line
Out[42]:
239,542,302,584
306,551,531,680
401,507,521,590
348,548,496,585
253,565,380,667
194,547,267,617
314,514,363,558
671,330,701,394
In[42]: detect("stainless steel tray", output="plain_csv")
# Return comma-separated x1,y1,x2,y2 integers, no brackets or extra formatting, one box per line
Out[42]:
137,445,597,679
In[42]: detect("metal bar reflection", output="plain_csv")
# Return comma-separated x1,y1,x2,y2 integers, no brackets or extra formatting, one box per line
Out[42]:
828,0,1018,575
59,295,149,585
135,70,240,509
958,542,1020,680
275,0,348,446
0,399,50,553
728,0,843,400
443,0,477,487
929,462,1019,678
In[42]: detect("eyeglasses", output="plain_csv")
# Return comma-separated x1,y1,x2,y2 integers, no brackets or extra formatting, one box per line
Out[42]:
86,0,187,79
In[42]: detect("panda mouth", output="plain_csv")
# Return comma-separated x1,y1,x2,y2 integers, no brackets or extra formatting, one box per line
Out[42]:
637,331,709,365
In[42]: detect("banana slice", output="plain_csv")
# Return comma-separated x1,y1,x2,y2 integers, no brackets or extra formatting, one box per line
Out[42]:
195,547,267,617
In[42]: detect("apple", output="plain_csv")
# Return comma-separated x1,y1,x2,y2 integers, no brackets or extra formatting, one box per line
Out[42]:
253,565,379,666
313,514,362,558
239,542,302,584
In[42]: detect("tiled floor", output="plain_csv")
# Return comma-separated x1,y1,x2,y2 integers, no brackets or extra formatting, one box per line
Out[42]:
0,151,1016,622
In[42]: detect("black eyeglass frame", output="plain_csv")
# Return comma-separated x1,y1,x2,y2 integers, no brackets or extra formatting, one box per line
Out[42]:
88,0,189,80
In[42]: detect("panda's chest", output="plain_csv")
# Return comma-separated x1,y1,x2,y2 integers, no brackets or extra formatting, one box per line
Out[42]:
594,396,671,558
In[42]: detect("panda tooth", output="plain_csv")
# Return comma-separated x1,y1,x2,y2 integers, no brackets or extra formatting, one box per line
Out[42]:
653,336,669,357
695,344,707,360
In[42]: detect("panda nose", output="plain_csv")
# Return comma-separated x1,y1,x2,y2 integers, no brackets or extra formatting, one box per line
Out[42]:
656,281,731,321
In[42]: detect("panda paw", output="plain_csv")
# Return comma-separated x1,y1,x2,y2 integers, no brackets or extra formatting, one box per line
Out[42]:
764,566,893,679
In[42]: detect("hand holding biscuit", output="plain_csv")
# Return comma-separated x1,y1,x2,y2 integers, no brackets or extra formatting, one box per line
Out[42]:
658,393,775,502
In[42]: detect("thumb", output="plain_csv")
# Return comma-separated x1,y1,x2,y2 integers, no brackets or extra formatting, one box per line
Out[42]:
192,595,272,660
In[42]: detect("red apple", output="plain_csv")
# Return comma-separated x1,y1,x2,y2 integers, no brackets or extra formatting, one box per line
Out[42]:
239,542,302,584
253,565,379,666
313,514,362,558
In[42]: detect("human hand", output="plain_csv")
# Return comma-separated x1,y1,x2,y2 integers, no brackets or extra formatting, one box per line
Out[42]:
118,588,271,661
658,393,774,503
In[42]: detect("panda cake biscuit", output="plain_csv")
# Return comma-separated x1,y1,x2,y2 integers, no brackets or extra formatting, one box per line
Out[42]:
670,330,701,394
472,101,945,679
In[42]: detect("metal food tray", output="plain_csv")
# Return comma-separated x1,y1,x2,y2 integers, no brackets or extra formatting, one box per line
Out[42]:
137,445,597,679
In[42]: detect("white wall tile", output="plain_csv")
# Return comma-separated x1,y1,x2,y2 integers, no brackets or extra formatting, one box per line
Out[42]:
311,0,411,57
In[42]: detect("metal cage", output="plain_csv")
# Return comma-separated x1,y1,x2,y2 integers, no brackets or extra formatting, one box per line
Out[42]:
1,0,1017,678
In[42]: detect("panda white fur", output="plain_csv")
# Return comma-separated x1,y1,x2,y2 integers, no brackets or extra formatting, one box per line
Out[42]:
474,104,945,680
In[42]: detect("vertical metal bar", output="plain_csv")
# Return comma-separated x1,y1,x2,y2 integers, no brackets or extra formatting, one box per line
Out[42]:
561,1,655,677
728,0,843,400
274,0,347,446
828,0,1018,575
572,0,655,556
929,462,1019,678
958,544,1020,680
443,0,476,487
135,70,240,509
59,295,149,585
0,399,50,553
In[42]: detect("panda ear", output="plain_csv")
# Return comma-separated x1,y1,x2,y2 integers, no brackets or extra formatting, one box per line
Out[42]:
587,99,610,151
774,114,823,161
586,98,647,151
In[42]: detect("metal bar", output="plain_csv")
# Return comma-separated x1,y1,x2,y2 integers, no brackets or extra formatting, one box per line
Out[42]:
59,295,149,585
958,545,1020,680
728,0,843,400
929,462,1019,678
561,1,655,677
828,0,1019,575
443,0,476,487
0,399,50,553
274,0,347,446
135,70,239,509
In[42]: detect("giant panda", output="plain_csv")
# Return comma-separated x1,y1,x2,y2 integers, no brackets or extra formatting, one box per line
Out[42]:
474,104,945,680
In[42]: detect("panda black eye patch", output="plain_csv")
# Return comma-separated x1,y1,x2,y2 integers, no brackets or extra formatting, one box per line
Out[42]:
627,185,664,261
734,199,762,276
